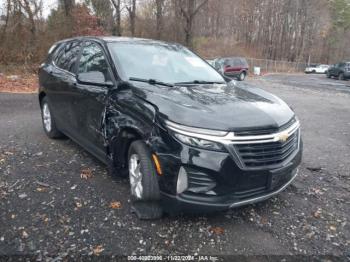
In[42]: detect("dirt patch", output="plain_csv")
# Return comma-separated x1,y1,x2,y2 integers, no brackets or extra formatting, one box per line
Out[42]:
0,74,38,93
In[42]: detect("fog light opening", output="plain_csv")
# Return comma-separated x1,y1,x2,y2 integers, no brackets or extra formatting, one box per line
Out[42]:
177,167,188,194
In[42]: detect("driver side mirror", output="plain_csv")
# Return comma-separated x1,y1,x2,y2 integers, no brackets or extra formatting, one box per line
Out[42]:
77,71,113,87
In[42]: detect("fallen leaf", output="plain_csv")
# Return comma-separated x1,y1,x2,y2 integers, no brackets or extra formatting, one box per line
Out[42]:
93,245,104,255
306,232,315,239
36,187,48,192
18,193,27,199
260,216,269,225
313,209,322,218
35,181,50,187
22,230,29,239
75,202,82,208
209,226,225,235
4,151,14,155
307,166,323,172
109,201,122,209
329,225,337,232
80,168,93,180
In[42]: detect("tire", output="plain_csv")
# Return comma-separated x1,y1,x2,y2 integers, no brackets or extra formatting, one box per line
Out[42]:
238,72,246,81
339,73,345,81
40,97,64,139
127,140,162,219
312,70,316,74
326,72,331,78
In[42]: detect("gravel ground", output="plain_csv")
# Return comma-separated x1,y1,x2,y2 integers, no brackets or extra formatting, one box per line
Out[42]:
0,73,349,260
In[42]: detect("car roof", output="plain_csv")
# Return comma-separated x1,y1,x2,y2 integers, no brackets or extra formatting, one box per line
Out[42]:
53,36,179,47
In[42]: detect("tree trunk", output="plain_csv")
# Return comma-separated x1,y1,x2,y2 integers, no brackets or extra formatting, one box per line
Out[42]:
181,0,208,49
60,0,75,16
0,0,11,45
155,0,164,39
126,0,137,36
110,0,122,36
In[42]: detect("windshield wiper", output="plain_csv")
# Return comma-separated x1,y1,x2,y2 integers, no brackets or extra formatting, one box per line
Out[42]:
174,80,226,85
129,77,174,87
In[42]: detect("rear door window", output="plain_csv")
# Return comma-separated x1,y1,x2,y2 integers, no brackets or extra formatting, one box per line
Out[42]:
231,58,242,67
55,41,82,73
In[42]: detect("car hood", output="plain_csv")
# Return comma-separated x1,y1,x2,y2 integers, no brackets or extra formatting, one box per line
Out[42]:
132,81,295,132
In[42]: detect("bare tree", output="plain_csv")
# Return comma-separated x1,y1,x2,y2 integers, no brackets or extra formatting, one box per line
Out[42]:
0,0,11,43
180,0,208,48
125,0,136,36
155,0,165,39
110,0,122,36
59,0,75,16
18,0,42,42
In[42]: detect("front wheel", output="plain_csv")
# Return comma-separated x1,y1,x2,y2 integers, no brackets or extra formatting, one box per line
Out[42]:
339,73,345,81
127,140,162,219
40,97,64,139
326,71,331,78
238,72,246,81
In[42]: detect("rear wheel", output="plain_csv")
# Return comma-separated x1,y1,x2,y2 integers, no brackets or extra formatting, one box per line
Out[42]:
238,72,246,81
326,71,331,78
127,140,162,219
339,73,345,81
40,97,64,139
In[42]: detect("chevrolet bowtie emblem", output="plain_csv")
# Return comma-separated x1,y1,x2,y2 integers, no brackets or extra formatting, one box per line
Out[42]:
277,132,290,142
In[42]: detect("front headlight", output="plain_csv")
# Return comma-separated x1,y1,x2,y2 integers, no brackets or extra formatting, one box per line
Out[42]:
173,133,226,152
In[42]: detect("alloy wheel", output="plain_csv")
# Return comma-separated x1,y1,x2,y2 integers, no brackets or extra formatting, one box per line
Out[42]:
129,154,143,199
42,103,52,132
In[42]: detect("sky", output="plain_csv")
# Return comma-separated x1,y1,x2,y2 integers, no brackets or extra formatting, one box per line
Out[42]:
0,0,58,18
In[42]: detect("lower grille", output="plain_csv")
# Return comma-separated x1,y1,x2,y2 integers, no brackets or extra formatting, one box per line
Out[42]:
234,130,299,169
187,170,216,193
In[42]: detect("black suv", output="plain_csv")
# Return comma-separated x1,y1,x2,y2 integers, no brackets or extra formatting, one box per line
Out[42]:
38,37,302,219
327,62,350,80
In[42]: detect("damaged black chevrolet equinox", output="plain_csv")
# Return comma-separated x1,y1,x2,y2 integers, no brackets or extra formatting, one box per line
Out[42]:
38,37,302,219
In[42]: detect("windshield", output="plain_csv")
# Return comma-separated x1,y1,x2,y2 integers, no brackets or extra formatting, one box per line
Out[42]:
108,42,225,84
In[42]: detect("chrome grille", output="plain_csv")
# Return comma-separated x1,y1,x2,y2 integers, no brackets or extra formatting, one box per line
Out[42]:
234,130,299,168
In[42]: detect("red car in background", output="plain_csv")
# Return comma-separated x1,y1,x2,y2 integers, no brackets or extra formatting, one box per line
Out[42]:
213,57,249,81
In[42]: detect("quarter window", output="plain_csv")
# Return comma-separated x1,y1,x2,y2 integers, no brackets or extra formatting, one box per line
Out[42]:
78,41,111,81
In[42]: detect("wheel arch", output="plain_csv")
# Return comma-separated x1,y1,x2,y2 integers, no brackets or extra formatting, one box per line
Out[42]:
108,126,146,169
39,91,46,105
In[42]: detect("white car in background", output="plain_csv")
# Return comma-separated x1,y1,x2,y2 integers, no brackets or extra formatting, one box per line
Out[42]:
305,64,329,74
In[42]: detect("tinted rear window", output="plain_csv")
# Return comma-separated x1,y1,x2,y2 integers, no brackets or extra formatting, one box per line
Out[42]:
224,58,248,67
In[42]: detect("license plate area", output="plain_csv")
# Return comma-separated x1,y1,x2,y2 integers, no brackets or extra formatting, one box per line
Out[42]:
269,168,294,190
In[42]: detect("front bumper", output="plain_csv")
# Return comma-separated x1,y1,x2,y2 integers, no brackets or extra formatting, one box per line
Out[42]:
151,123,302,214
161,168,298,213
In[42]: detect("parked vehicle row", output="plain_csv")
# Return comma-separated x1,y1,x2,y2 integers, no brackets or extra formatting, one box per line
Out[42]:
304,64,329,74
304,61,350,81
326,62,350,80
